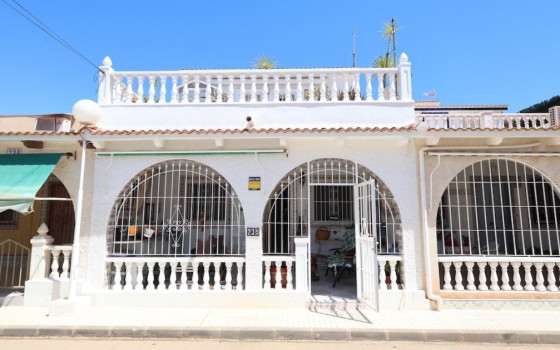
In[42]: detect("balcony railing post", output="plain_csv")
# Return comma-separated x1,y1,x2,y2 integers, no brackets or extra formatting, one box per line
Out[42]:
294,237,308,292
97,56,114,104
397,52,412,101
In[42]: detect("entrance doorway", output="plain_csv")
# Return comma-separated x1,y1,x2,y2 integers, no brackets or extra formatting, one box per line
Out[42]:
262,159,401,309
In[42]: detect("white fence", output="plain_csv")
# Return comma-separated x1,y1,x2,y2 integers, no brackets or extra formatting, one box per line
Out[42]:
106,257,245,291
417,113,554,130
439,256,559,292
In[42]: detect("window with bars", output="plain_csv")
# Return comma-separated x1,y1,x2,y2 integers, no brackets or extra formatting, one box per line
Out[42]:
313,186,353,222
436,159,560,256
0,210,18,230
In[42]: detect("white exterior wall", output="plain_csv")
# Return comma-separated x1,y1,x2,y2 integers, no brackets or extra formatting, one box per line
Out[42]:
79,136,424,295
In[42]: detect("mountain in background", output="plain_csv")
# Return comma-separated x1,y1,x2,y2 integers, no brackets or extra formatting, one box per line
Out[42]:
520,95,560,113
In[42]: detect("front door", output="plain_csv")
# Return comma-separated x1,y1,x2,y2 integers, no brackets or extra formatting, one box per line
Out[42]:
354,180,379,310
47,182,75,245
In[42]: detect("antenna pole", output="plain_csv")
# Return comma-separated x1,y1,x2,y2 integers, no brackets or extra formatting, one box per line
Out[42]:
352,27,356,68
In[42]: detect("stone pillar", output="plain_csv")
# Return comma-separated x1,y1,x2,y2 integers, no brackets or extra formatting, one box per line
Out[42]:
24,223,54,306
294,237,309,292
397,52,412,101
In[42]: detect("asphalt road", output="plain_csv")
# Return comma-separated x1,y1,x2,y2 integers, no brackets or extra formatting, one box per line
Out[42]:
0,339,557,350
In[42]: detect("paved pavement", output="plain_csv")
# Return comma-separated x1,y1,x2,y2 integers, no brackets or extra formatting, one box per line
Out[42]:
0,304,559,344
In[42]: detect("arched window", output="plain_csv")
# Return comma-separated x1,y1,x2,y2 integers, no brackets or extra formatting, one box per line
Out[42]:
436,159,560,256
107,160,245,256
262,158,401,255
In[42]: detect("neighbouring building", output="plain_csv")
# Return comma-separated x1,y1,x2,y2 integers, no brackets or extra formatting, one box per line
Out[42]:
1,53,559,313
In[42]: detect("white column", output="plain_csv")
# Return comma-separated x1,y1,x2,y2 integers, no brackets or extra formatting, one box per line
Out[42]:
376,73,384,100
284,73,292,101
465,261,476,291
49,249,61,279
545,262,558,292
97,56,114,104
294,237,308,292
489,261,499,291
307,73,315,101
389,259,398,290
239,75,246,102
181,75,189,103
453,261,464,291
159,76,167,104
342,73,349,101
296,74,303,101
262,74,269,102
225,261,232,290
442,262,452,290
227,74,234,102
137,76,144,103
170,76,178,103
389,73,396,100
250,74,257,102
499,262,511,291
379,258,388,290
319,73,326,101
365,73,373,101
193,75,200,103
397,53,412,101
216,75,223,103
478,262,488,291
511,261,522,291
273,74,280,102
263,260,271,290
205,75,212,103
522,262,535,291
534,262,546,291
61,249,71,279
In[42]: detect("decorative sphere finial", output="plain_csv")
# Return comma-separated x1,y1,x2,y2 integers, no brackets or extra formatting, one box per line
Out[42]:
102,56,112,68
73,99,101,126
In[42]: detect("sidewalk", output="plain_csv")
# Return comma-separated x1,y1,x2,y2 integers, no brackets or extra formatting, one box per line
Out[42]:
0,304,558,344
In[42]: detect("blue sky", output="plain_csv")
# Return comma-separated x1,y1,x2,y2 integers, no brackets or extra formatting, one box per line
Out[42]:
0,0,558,114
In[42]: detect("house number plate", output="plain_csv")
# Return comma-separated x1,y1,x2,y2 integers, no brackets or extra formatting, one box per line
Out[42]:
247,227,260,236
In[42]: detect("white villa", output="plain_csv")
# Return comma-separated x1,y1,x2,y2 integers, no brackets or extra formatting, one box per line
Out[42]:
1,53,559,313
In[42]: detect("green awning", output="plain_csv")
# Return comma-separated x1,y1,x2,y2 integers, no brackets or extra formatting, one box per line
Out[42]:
0,153,63,214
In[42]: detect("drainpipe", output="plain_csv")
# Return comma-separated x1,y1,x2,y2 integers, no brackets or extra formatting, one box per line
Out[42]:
68,136,87,299
418,141,540,310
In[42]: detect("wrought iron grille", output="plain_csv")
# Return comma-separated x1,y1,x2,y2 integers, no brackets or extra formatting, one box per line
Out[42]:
437,159,560,256
107,161,245,257
262,158,401,255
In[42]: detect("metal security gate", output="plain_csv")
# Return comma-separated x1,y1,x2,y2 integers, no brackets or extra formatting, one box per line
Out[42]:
355,180,379,310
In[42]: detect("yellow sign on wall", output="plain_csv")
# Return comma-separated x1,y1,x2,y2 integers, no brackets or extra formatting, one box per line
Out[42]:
248,177,261,191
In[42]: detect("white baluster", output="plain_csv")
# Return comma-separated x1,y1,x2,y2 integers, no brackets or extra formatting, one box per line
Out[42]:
523,262,535,291
499,262,511,291
170,76,178,103
227,74,234,102
511,262,522,291
389,73,396,100
342,73,349,101
330,73,338,101
354,73,361,100
238,262,244,290
296,74,303,101
250,74,257,102
376,73,384,100
379,258,388,290
465,261,476,291
61,249,71,278
286,260,294,290
442,262,452,290
193,75,200,103
224,261,232,290
239,74,246,102
489,262,499,291
125,76,133,103
159,76,167,104
264,260,271,289
284,74,292,101
273,74,280,102
203,261,211,290
307,73,315,101
113,76,122,103
158,261,166,290
115,262,125,290
546,262,558,291
319,73,326,101
171,262,179,291
180,74,189,103
205,75,212,103
146,262,155,291
534,262,546,291
136,76,144,104
365,73,373,101
50,249,61,278
478,261,488,290
124,262,133,291
216,75,223,103
148,76,156,104
262,74,269,102
389,260,398,290
453,261,464,291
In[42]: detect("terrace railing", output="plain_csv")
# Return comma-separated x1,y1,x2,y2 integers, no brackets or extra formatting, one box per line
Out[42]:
417,113,555,130
97,55,413,106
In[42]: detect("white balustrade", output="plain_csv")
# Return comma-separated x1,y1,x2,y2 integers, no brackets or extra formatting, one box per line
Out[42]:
438,257,560,292
377,255,403,290
102,67,405,105
261,256,296,290
418,113,552,130
106,257,245,292
46,245,73,279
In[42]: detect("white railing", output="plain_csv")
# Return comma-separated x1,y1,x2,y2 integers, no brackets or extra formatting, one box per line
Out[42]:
106,256,245,292
378,255,403,290
262,256,296,290
97,54,413,105
417,113,554,130
439,256,560,292
46,245,72,279
0,239,30,289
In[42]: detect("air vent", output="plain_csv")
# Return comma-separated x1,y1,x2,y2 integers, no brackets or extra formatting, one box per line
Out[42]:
35,118,55,131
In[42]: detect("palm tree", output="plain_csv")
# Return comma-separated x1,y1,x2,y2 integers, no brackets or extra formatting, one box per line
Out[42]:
253,55,278,69
380,19,399,69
